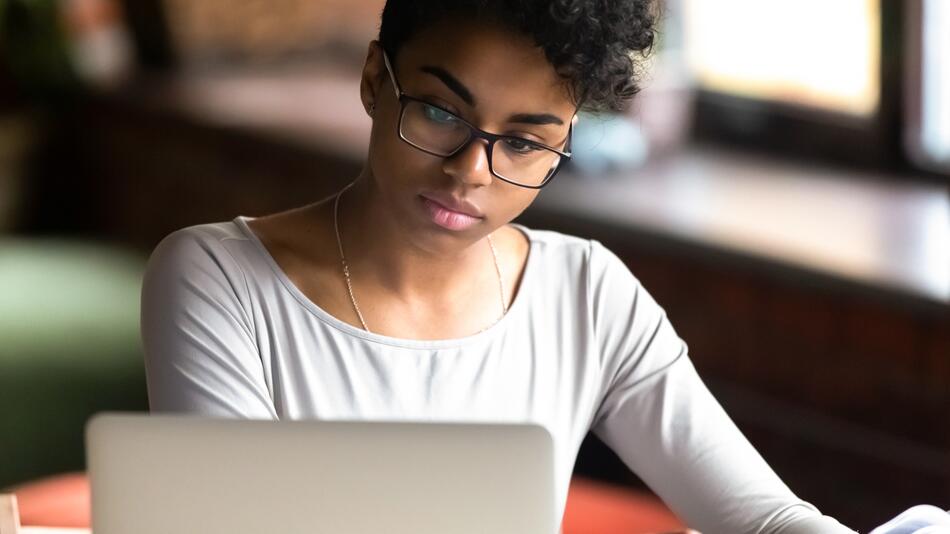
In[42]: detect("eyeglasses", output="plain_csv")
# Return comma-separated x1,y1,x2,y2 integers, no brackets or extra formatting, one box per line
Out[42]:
381,49,573,189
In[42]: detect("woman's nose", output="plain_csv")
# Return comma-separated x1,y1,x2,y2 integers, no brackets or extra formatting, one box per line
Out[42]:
442,138,494,187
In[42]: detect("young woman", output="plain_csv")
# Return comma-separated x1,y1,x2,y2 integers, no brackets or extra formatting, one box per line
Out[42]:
141,1,861,532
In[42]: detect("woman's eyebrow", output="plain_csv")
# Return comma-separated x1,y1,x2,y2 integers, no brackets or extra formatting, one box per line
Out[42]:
420,65,475,106
506,112,564,126
419,65,565,126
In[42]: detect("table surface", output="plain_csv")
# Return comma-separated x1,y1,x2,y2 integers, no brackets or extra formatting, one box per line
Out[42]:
536,147,950,306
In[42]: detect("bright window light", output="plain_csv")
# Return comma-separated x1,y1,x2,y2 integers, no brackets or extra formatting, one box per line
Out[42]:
683,0,880,116
921,0,950,163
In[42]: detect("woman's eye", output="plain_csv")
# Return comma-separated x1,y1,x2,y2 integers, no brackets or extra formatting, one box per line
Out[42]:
503,137,542,154
423,104,457,124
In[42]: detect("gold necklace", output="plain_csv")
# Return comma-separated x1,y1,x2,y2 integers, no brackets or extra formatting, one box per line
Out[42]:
333,182,508,334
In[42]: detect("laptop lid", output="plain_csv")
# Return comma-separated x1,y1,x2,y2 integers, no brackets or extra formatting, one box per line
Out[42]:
85,413,557,534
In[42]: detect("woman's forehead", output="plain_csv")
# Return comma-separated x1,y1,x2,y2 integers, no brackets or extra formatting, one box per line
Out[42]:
395,20,576,119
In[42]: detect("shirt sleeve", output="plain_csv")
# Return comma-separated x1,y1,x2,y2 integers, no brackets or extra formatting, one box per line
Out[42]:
140,227,278,419
586,240,856,534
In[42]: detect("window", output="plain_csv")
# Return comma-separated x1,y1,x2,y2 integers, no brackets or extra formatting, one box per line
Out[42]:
906,0,950,173
684,0,880,117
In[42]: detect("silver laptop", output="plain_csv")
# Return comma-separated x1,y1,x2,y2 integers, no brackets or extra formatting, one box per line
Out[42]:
85,413,557,534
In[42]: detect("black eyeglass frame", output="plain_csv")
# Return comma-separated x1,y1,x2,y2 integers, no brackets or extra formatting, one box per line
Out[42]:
381,49,574,190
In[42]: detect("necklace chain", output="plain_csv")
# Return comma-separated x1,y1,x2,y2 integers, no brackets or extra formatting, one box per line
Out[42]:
333,182,508,334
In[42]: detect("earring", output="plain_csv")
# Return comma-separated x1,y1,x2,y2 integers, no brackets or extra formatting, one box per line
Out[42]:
368,103,376,116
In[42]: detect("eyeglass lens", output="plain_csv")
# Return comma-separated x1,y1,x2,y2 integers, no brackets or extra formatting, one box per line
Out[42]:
400,99,562,186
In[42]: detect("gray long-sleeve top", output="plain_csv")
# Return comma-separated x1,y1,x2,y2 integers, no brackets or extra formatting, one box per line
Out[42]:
141,215,857,534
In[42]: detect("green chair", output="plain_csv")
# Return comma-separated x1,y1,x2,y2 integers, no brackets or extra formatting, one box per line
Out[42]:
0,236,148,487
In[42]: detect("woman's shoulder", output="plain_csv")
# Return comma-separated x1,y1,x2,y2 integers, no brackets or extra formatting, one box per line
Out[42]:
149,217,251,263
513,224,626,272
515,224,648,297
164,219,246,246
147,201,326,269
510,223,594,258
143,217,263,295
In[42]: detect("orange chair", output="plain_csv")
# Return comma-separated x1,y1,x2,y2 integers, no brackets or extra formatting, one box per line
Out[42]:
562,477,685,533
6,472,685,533
7,473,90,529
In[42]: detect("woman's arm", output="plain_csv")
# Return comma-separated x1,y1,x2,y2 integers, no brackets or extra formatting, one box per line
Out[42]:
586,240,856,534
140,226,278,419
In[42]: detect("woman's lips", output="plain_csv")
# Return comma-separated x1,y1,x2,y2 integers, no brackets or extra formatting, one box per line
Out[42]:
420,195,483,231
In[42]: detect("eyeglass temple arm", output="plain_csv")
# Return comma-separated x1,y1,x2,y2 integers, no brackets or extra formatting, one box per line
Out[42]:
382,49,402,100
557,121,575,158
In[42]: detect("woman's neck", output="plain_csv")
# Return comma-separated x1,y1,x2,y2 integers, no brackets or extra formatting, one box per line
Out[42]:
335,171,501,305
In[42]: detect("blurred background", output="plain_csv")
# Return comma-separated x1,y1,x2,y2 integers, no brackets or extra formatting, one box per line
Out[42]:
0,0,947,531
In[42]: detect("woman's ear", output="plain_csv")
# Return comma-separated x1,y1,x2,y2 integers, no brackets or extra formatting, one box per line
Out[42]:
360,40,386,118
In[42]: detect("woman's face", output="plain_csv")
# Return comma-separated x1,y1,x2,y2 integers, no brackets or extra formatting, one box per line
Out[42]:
360,18,577,251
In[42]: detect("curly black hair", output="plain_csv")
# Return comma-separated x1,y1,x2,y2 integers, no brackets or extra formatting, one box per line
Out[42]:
378,0,659,115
